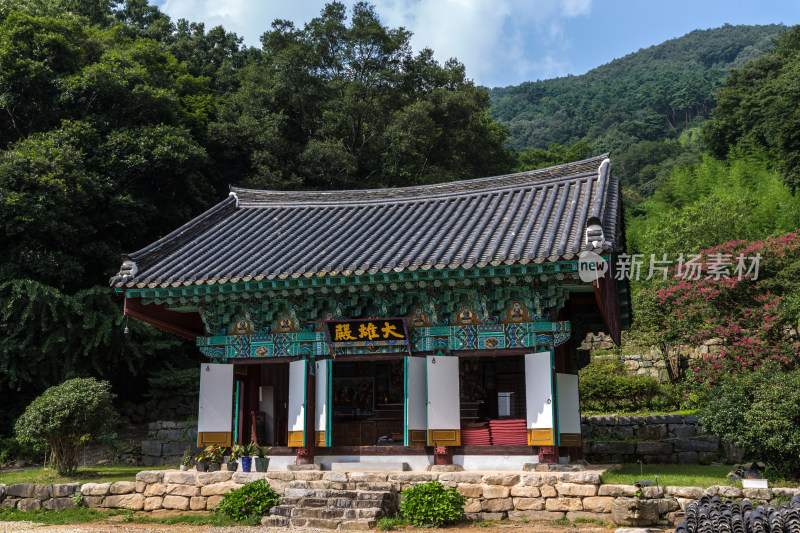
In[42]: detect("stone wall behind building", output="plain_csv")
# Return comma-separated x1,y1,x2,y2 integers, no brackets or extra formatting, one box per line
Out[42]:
580,332,727,382
582,414,726,465
140,421,200,466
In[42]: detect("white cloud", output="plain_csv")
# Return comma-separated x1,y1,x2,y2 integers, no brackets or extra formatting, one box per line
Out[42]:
155,0,592,86
382,0,593,85
159,0,324,44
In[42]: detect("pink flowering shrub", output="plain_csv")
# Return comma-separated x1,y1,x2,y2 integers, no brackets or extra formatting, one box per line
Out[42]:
636,233,800,387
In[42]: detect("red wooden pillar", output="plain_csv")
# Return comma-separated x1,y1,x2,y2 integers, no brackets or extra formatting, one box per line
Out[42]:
568,445,584,461
433,446,453,465
538,446,558,464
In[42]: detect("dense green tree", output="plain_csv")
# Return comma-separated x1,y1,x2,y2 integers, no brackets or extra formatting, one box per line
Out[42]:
515,141,593,172
703,26,800,190
0,12,96,144
490,24,783,194
0,0,517,436
702,370,800,478
15,377,116,474
0,279,181,433
212,2,512,191
627,151,800,256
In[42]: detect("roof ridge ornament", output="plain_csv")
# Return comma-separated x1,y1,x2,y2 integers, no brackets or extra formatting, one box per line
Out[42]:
109,259,139,285
584,158,612,252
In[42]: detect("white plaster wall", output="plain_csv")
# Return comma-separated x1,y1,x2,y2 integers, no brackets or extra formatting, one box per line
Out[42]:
313,454,433,471
454,454,538,471
270,454,541,471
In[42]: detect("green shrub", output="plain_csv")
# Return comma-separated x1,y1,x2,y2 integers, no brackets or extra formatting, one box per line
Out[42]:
14,378,116,475
0,437,45,466
701,370,800,478
400,481,466,527
376,514,407,531
214,479,279,523
579,358,663,411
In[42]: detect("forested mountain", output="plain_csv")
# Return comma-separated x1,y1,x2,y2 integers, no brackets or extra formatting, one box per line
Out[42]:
628,25,800,258
490,24,784,193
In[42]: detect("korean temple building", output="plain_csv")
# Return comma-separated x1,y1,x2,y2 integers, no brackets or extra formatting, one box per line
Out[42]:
111,154,629,470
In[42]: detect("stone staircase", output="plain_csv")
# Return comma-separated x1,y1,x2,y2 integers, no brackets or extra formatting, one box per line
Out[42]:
262,480,397,530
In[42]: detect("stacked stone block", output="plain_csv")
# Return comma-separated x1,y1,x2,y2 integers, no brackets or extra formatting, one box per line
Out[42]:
582,414,722,464
581,333,728,382
140,421,200,466
4,469,800,528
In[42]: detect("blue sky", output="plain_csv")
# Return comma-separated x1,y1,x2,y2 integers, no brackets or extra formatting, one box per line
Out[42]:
151,0,800,88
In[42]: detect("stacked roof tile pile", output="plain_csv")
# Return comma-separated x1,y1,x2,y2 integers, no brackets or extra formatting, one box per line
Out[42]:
488,419,527,445
676,495,800,533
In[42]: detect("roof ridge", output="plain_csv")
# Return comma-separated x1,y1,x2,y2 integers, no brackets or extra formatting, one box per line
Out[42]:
231,153,610,206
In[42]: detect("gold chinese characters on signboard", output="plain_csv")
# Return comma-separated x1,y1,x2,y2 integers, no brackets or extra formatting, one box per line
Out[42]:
325,318,408,346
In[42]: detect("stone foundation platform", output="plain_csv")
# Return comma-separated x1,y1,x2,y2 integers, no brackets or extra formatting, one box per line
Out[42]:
2,468,800,526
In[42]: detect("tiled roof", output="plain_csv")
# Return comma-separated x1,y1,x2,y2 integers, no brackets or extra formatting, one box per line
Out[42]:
111,154,623,288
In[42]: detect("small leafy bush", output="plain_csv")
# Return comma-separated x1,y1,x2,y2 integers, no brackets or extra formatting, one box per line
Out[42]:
400,481,466,527
214,479,279,523
701,370,800,478
579,358,663,411
15,378,116,475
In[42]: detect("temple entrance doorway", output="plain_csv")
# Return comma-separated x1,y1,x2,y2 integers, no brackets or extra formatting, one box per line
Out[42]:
459,355,530,446
329,359,405,446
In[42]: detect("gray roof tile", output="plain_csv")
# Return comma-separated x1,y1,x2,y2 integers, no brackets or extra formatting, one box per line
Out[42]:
111,154,623,288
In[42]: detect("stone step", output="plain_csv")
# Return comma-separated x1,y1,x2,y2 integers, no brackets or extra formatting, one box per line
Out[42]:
296,497,329,508
293,488,394,501
290,517,341,529
262,515,289,527
339,520,376,531
268,486,396,530
269,505,293,517
343,508,383,520
292,507,347,519
332,462,407,471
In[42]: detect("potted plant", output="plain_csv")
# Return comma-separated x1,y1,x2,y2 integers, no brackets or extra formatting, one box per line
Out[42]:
227,444,242,471
196,445,223,472
240,443,255,473
253,445,272,472
180,446,193,471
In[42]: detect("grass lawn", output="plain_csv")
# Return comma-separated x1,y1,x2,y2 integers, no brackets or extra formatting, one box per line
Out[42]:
0,507,124,524
581,409,699,417
128,513,254,526
600,464,734,488
0,464,171,486
0,507,246,526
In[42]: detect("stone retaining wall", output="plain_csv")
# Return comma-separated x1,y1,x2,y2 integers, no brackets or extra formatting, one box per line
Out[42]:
4,469,798,524
582,414,723,465
140,421,200,467
580,333,727,382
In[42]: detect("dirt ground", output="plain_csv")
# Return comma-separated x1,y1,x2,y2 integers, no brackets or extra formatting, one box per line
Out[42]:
0,520,624,533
